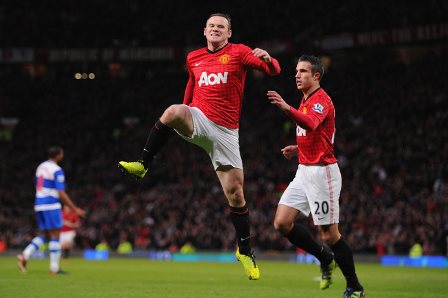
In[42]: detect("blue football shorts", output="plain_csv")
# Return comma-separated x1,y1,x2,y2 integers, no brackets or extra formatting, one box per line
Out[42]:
36,209,62,230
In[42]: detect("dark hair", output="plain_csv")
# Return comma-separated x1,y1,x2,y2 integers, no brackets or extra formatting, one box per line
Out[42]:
298,55,324,81
48,146,63,159
207,13,232,30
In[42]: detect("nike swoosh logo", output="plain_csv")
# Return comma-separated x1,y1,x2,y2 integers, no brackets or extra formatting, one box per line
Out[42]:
317,217,325,221
240,236,251,241
194,61,204,67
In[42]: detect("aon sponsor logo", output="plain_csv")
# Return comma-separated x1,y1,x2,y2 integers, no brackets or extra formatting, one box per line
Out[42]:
296,125,307,137
198,72,228,87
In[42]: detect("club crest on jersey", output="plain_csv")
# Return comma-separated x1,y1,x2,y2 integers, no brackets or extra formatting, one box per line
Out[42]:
313,103,324,114
198,72,228,87
302,107,308,114
219,54,231,64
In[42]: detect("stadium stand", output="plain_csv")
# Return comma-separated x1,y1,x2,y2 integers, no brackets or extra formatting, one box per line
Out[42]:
0,1,447,256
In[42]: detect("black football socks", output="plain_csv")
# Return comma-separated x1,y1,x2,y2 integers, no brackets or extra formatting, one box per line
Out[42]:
331,237,363,291
140,119,175,168
229,205,251,255
285,224,334,266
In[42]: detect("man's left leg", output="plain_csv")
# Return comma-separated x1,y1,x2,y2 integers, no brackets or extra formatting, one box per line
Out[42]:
217,167,259,280
18,235,46,272
320,225,364,297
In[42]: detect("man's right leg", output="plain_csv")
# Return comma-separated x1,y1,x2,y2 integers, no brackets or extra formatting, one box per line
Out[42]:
118,104,193,179
274,204,335,284
18,235,45,272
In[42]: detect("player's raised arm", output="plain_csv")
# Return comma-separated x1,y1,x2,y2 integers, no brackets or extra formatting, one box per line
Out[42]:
267,90,290,112
252,48,281,75
241,45,281,75
267,90,319,131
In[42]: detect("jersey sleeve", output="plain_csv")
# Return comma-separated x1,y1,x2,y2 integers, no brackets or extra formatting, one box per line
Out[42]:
289,95,330,131
307,95,330,125
183,56,194,105
239,44,281,75
183,70,194,105
54,169,65,191
288,107,320,131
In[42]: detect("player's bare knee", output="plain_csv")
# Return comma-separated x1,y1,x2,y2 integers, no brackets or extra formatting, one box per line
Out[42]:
319,226,331,243
223,181,244,206
320,232,332,244
319,227,340,246
227,190,245,206
162,105,184,123
274,219,293,236
323,236,340,246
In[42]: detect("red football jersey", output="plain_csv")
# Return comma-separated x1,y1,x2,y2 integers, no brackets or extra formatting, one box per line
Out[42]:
295,88,337,165
183,43,280,129
61,209,80,232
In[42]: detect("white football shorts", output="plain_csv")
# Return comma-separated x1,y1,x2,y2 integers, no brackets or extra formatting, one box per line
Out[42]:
176,106,243,170
60,230,76,245
279,163,341,225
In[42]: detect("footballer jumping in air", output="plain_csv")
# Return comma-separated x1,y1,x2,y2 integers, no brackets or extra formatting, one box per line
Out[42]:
118,13,281,280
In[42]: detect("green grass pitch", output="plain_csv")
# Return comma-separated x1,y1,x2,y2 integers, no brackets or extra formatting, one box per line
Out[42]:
0,256,446,297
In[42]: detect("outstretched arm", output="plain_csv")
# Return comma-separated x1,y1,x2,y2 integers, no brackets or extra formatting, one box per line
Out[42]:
252,48,281,75
267,90,319,131
242,45,281,75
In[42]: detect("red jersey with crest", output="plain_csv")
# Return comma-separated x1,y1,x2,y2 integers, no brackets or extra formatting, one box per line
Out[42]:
183,43,280,129
295,88,337,165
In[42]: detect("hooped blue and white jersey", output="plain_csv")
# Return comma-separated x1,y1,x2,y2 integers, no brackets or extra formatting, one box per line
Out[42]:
34,160,65,212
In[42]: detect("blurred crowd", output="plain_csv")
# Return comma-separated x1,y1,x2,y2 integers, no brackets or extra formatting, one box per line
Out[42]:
2,0,447,47
1,1,447,256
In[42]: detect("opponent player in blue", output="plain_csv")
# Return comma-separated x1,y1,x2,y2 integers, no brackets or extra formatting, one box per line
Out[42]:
17,146,85,274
